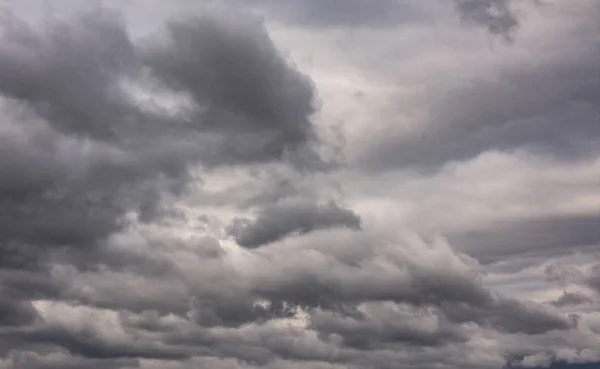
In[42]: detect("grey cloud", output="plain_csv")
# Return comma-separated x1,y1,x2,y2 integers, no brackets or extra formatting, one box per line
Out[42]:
545,263,586,286
550,292,593,308
453,0,519,38
190,236,227,259
584,264,600,294
9,352,139,369
309,304,468,349
0,269,64,302
364,87,600,174
0,10,324,367
0,10,138,141
449,213,600,263
37,228,569,366
227,200,361,248
0,4,319,303
0,293,40,328
156,317,355,366
1,2,598,369
141,12,318,165
360,10,600,172
239,177,301,209
251,0,428,28
3,322,188,361
61,271,191,316
133,297,573,369
441,297,574,334
240,232,569,337
229,0,520,34
190,297,296,328
514,361,600,369
545,263,600,296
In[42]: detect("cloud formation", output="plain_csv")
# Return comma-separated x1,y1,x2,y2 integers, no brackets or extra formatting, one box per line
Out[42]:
0,5,319,271
453,0,519,38
0,1,598,369
227,199,361,248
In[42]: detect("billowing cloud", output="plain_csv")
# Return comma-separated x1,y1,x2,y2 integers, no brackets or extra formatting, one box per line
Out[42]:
0,5,320,280
140,12,318,165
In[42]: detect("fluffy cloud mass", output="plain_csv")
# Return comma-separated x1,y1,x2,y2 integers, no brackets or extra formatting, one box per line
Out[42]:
0,1,598,369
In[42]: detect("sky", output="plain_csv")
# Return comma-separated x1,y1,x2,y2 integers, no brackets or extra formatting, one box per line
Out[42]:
0,0,599,368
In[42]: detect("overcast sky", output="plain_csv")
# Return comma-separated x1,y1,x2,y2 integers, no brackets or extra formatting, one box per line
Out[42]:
0,0,599,368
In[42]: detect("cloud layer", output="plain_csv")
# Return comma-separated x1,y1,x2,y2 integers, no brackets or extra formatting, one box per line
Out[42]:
0,1,598,369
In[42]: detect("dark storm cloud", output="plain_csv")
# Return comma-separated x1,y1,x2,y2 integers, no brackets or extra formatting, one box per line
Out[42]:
0,11,138,141
0,5,319,276
0,292,40,327
227,200,361,248
0,268,63,302
141,13,318,165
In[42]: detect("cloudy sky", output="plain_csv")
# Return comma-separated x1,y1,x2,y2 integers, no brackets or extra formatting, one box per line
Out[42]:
0,0,599,368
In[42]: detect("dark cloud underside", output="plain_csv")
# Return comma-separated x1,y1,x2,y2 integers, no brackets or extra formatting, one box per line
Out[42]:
227,199,361,248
